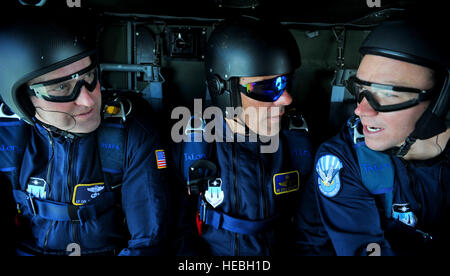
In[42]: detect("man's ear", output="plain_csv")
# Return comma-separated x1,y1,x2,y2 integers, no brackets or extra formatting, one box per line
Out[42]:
18,86,37,120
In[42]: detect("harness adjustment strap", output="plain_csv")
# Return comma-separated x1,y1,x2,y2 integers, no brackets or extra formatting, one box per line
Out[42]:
13,190,115,224
202,206,279,235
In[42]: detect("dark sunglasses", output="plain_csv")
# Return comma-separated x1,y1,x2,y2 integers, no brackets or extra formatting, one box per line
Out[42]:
238,74,293,102
28,62,98,103
345,76,434,112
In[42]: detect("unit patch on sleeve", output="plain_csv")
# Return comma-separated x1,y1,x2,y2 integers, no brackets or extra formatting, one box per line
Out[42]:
155,149,167,169
316,155,343,197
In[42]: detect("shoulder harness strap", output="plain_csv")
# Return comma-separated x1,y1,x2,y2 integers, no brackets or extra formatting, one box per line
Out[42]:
180,115,215,195
97,95,131,190
347,115,395,218
282,108,313,175
97,121,125,189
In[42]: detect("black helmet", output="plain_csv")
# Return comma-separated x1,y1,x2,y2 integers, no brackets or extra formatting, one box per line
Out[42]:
0,15,96,124
205,16,300,115
359,18,449,156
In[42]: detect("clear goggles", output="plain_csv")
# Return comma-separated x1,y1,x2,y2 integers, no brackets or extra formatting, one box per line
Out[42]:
28,62,98,103
238,74,293,102
346,76,434,112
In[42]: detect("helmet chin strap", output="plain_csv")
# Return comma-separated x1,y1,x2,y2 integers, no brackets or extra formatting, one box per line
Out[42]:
385,136,418,158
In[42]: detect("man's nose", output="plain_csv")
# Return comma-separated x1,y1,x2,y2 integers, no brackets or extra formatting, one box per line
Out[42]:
354,96,377,117
74,84,97,107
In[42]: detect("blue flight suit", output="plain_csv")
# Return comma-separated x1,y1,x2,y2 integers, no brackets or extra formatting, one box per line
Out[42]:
173,118,313,256
309,116,450,256
0,96,170,255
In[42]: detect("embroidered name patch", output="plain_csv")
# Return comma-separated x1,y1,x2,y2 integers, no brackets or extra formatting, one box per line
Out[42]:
72,183,105,206
273,171,300,195
316,155,343,197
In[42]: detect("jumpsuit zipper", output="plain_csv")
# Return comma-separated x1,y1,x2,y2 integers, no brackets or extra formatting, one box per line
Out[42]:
401,158,434,242
259,155,268,218
259,153,273,255
67,140,81,245
43,130,55,249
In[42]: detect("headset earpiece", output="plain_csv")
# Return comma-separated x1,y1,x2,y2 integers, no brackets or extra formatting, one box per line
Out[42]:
207,75,225,95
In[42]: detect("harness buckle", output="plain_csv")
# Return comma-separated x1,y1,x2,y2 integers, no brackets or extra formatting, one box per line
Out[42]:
348,116,364,144
0,103,20,120
285,108,308,132
67,205,81,224
187,159,217,196
185,115,206,136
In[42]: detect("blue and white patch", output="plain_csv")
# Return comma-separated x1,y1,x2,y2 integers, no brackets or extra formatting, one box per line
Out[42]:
205,178,224,208
392,203,417,227
316,155,343,197
26,177,48,199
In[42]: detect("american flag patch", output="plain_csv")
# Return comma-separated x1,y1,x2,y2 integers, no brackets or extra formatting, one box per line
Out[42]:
155,150,167,169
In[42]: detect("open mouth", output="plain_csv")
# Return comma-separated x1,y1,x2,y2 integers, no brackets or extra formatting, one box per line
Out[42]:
367,126,382,132
363,124,384,134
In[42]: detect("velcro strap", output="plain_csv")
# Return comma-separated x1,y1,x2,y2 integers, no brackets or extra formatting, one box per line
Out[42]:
13,190,115,224
204,208,279,235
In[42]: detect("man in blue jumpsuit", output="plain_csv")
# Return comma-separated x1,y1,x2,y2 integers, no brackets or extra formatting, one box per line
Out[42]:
172,16,313,256
302,18,449,255
0,16,170,255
